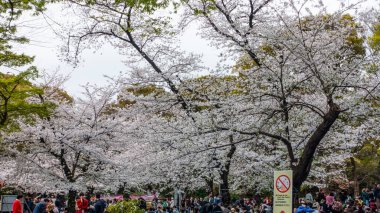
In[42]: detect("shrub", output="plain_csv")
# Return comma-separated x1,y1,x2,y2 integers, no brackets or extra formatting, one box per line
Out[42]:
105,200,144,213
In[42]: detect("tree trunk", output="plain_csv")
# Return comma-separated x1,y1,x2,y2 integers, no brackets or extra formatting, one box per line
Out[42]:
87,186,95,200
205,178,214,196
350,157,359,196
117,184,125,195
220,136,236,205
220,171,231,205
293,107,341,191
68,190,77,213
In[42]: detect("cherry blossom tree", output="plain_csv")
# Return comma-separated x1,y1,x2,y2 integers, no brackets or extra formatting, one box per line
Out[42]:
57,0,380,203
114,79,277,203
2,81,131,212
180,0,380,191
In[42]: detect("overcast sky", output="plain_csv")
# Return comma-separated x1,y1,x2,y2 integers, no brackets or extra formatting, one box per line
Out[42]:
10,3,222,97
10,0,378,97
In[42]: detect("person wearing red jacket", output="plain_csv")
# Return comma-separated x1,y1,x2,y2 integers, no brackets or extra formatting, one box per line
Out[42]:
76,193,89,213
12,195,23,213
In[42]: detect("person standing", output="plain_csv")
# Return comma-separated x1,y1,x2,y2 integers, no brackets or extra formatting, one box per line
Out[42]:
369,198,377,212
76,193,89,213
162,199,168,210
33,198,48,213
12,195,23,213
374,184,380,211
305,191,313,202
94,194,107,213
360,188,369,207
319,199,329,213
305,191,314,207
54,194,64,212
317,190,325,203
24,195,35,212
331,198,342,213
46,199,57,213
326,192,335,212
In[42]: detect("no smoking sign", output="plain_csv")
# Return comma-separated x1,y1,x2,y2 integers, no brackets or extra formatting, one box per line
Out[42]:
275,175,290,193
274,170,292,213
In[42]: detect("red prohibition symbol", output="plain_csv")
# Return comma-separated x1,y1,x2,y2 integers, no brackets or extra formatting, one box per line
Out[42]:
276,175,291,193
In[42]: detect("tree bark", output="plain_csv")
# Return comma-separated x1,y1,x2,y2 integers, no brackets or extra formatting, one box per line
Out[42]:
220,136,236,205
220,171,231,205
204,178,214,196
87,186,95,200
350,157,359,196
293,106,341,191
68,190,77,213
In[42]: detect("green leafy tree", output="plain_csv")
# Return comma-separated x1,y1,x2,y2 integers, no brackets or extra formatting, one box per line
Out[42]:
0,0,48,131
347,139,380,195
0,70,55,159
0,0,49,159
0,70,53,128
0,0,45,69
369,21,380,51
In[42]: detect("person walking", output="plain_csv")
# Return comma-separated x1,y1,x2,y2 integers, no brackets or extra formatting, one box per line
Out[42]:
12,195,23,213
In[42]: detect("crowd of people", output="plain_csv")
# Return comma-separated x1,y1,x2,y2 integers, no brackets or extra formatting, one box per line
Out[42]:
294,184,380,213
136,195,273,213
8,184,380,213
133,185,380,213
11,193,107,213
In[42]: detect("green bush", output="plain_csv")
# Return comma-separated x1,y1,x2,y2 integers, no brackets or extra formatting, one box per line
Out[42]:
105,200,144,213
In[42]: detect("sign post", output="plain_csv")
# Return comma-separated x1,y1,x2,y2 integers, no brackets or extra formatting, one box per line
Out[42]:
273,170,293,213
